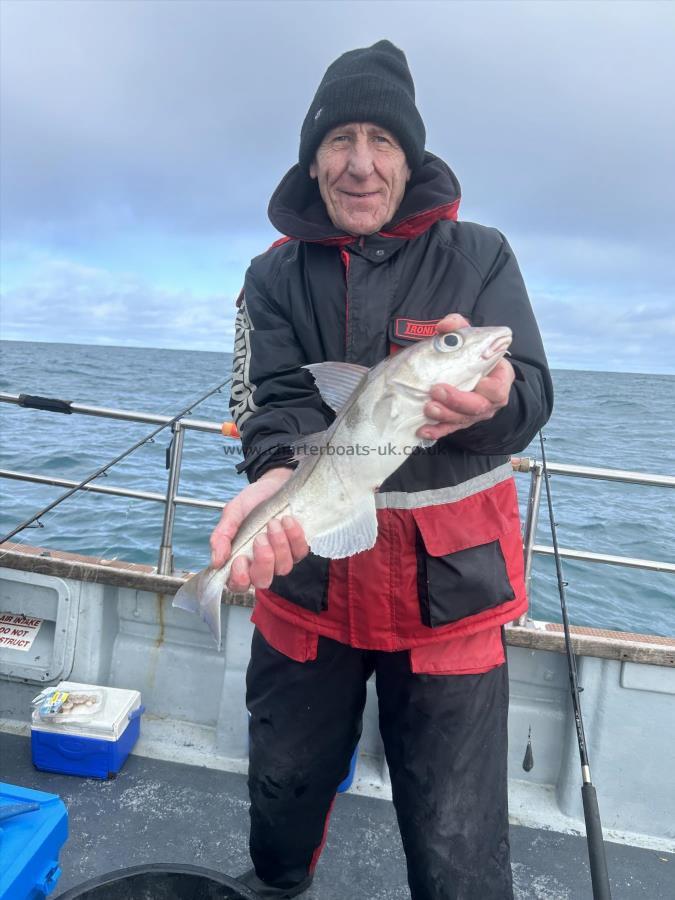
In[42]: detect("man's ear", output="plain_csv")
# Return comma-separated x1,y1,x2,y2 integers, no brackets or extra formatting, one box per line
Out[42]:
309,160,317,180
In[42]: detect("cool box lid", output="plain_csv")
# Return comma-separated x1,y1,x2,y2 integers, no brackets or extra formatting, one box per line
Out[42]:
0,781,68,899
31,681,142,741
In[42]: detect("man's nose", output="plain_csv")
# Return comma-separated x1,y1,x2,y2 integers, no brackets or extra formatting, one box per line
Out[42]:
346,139,375,178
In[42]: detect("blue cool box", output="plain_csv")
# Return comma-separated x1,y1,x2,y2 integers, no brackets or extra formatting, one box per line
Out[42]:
31,682,144,780
0,782,68,899
337,745,358,793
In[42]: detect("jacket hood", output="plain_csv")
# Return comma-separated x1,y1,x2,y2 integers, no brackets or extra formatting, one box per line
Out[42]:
267,152,461,244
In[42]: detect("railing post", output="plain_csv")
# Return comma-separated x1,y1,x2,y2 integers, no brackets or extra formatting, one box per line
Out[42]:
518,460,544,626
158,421,186,575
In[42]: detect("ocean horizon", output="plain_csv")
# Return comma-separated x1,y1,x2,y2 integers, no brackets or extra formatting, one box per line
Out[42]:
3,337,674,378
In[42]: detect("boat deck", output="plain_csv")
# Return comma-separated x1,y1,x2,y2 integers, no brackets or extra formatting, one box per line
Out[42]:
2,734,673,899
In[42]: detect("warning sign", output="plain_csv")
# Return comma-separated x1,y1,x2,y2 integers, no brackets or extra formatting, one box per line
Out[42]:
0,612,43,652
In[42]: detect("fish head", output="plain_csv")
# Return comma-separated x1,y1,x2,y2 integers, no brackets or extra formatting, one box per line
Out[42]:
385,326,513,399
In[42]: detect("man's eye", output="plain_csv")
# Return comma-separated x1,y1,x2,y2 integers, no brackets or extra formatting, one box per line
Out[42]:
373,135,392,144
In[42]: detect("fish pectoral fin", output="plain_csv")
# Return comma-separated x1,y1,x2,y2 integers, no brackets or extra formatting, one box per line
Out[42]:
371,385,421,433
389,379,429,404
309,492,378,559
303,361,369,413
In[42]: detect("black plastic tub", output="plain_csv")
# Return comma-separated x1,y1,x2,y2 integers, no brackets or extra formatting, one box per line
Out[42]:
56,863,259,900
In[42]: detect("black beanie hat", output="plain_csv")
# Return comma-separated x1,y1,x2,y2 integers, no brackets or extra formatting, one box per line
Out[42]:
299,39,426,173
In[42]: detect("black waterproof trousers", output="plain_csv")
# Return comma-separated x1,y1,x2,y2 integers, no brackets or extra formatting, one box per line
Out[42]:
246,629,513,900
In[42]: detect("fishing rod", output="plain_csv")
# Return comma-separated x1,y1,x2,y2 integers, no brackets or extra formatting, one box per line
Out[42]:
0,378,231,546
538,430,612,900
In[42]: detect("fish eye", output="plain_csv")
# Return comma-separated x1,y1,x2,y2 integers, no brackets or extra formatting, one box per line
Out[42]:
434,333,464,353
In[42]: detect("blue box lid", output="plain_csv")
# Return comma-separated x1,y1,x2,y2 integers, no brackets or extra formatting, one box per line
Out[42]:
0,782,68,899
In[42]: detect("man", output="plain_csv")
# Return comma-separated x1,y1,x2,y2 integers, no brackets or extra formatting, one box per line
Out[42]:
213,40,553,899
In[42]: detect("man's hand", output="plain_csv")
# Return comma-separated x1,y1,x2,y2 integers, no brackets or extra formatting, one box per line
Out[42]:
210,467,309,591
417,313,515,441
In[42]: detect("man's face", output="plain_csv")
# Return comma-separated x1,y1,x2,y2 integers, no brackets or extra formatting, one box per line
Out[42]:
309,122,411,236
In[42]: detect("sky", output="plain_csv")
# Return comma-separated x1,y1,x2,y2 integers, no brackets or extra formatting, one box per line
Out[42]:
1,0,674,373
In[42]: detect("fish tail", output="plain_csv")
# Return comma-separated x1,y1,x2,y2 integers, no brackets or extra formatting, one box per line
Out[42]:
172,571,201,614
200,567,228,651
172,563,230,651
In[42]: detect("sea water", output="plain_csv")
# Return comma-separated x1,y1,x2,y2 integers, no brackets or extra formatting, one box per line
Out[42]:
0,340,673,637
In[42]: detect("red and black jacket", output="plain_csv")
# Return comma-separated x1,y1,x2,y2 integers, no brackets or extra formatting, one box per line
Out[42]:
229,153,553,653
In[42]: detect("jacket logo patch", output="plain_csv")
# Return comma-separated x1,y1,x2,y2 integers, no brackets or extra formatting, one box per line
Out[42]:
394,318,441,340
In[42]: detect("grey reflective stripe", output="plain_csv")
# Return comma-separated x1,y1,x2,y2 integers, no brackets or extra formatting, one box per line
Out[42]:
375,461,513,510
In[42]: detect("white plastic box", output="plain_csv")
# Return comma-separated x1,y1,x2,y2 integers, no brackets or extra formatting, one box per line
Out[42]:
31,681,144,779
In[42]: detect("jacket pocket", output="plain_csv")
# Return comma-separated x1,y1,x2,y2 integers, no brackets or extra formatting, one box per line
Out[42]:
415,532,515,627
269,552,329,614
411,486,518,628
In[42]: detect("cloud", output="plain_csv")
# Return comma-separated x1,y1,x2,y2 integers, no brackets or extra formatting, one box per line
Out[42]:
531,289,675,373
2,1,673,242
2,248,672,374
1,256,236,351
512,231,674,299
1,0,674,371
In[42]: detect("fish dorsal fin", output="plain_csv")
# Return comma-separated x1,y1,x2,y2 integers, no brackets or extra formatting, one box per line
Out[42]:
304,362,369,413
308,492,378,559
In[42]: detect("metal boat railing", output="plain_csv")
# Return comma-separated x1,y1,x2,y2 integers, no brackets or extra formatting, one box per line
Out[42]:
1,393,674,587
510,456,675,626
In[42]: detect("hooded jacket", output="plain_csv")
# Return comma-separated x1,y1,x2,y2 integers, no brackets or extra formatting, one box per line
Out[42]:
230,153,553,661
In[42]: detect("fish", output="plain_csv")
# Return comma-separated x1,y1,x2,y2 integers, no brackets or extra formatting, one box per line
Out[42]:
172,325,512,648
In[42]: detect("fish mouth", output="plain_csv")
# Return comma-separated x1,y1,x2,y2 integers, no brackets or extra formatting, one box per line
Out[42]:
482,333,513,360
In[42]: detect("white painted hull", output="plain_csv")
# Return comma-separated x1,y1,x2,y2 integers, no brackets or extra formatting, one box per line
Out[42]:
1,545,673,854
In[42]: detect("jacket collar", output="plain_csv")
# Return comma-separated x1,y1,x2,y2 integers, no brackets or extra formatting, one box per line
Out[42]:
267,152,462,245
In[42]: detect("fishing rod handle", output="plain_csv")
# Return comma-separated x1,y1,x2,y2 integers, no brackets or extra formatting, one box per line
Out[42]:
582,783,612,899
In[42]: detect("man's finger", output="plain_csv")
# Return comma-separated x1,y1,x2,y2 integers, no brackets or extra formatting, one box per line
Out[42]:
227,555,251,593
436,313,470,333
210,499,245,567
418,420,468,440
427,384,492,419
479,359,514,386
473,378,510,407
248,534,276,589
210,536,231,570
210,516,242,567
267,518,294,576
473,361,515,406
282,516,310,563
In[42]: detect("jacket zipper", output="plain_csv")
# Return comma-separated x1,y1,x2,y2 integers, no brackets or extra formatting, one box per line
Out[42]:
340,248,351,360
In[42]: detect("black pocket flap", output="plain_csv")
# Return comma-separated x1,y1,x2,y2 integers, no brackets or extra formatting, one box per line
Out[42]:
417,536,515,628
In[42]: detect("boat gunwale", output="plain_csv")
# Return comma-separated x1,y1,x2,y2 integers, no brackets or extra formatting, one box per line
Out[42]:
1,542,673,667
